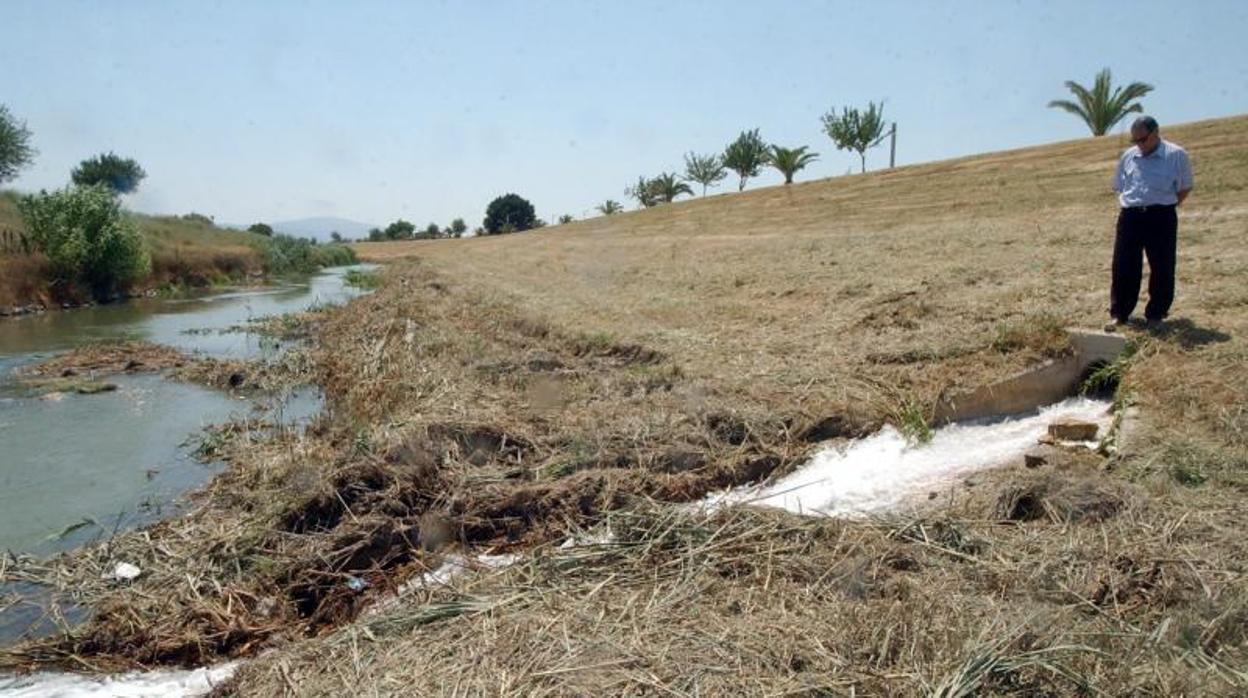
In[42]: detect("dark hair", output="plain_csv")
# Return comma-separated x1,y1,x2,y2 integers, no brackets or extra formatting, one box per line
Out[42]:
1132,115,1159,134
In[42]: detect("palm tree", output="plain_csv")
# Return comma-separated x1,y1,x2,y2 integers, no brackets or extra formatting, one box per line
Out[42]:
683,152,727,196
821,102,887,173
595,199,623,216
626,175,659,208
650,172,693,203
767,145,819,184
1048,68,1154,136
723,129,768,191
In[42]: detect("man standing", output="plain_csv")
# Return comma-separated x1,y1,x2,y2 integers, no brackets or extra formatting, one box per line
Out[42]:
1107,116,1194,331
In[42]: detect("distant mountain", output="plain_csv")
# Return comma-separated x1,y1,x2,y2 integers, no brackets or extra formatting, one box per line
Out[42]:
269,217,377,242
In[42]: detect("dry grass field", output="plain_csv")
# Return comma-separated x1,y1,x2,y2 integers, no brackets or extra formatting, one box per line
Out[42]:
357,115,1247,433
5,116,1247,695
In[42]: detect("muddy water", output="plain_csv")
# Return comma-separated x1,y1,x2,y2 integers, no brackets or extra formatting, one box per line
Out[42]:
0,266,372,555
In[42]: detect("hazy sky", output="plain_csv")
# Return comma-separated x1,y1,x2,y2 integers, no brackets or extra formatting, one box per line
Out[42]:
3,0,1246,228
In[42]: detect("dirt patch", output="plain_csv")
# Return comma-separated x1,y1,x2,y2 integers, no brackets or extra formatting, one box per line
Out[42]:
993,473,1126,523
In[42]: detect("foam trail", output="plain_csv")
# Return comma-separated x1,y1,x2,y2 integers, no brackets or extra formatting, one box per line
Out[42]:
700,397,1111,517
0,662,237,698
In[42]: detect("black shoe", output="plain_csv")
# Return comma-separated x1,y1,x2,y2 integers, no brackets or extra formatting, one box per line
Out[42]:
1104,317,1129,333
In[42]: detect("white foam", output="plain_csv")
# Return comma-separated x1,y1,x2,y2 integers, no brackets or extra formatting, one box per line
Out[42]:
0,662,237,698
700,397,1111,517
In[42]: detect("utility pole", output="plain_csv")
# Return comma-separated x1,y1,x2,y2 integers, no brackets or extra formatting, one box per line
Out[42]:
888,122,897,168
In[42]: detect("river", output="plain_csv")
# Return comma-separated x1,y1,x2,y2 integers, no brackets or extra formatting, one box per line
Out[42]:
0,266,371,556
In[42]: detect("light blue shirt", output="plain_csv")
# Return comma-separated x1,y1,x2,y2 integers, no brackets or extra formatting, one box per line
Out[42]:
1114,139,1193,208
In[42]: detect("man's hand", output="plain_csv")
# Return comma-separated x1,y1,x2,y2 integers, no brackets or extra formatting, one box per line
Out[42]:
1177,188,1192,206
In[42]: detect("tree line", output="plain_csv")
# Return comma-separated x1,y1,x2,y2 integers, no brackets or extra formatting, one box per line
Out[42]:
1,68,1154,252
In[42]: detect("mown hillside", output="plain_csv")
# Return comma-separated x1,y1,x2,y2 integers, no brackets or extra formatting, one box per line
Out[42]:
6,116,1246,695
359,114,1247,426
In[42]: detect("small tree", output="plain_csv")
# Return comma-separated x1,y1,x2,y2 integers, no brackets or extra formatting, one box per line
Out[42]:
383,219,416,240
181,212,214,226
767,145,819,184
17,185,150,298
248,223,274,237
683,152,726,196
1048,68,1154,136
330,231,343,243
449,217,467,237
557,214,575,225
596,200,623,216
626,175,660,208
367,227,384,242
71,152,146,195
483,193,536,234
723,129,768,191
821,102,888,173
0,104,36,185
650,172,693,203
422,222,441,238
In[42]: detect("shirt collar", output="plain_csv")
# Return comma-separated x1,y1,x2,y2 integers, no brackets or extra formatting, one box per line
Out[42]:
1137,139,1165,159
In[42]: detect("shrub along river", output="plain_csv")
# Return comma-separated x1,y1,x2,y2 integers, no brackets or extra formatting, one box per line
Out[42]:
0,265,370,574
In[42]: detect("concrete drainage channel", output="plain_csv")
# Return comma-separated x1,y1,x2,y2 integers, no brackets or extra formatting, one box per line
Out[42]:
699,329,1131,517
933,329,1128,424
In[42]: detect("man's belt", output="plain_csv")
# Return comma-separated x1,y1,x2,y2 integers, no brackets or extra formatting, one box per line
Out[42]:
1122,203,1176,212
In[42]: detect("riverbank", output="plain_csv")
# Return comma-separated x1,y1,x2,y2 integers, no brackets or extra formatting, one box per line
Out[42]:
2,115,1246,694
0,191,356,311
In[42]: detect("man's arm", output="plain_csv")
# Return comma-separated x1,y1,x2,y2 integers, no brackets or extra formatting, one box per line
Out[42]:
1176,150,1194,206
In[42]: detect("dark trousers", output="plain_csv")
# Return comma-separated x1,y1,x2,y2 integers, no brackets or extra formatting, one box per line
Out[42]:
1110,205,1178,322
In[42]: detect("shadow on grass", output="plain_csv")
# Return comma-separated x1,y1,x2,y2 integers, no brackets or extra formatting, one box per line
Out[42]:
1149,317,1232,348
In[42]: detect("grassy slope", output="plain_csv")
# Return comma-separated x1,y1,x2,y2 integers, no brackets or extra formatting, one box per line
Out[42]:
0,193,267,305
244,114,1240,694
6,117,1245,695
357,116,1247,414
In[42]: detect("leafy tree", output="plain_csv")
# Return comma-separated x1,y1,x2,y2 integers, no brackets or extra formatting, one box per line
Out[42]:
723,129,768,191
626,175,659,208
383,219,416,240
683,152,726,196
596,199,623,216
17,185,150,298
1048,68,1154,136
821,102,888,173
767,145,819,184
181,212,214,226
483,193,536,234
532,218,547,229
330,231,343,243
0,104,36,184
449,217,468,237
650,172,693,203
367,227,384,242
71,152,146,195
422,222,441,238
248,223,274,237
557,214,574,225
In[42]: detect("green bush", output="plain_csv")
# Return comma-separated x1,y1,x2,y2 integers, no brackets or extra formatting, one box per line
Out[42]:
17,185,150,298
343,268,381,289
263,234,356,274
